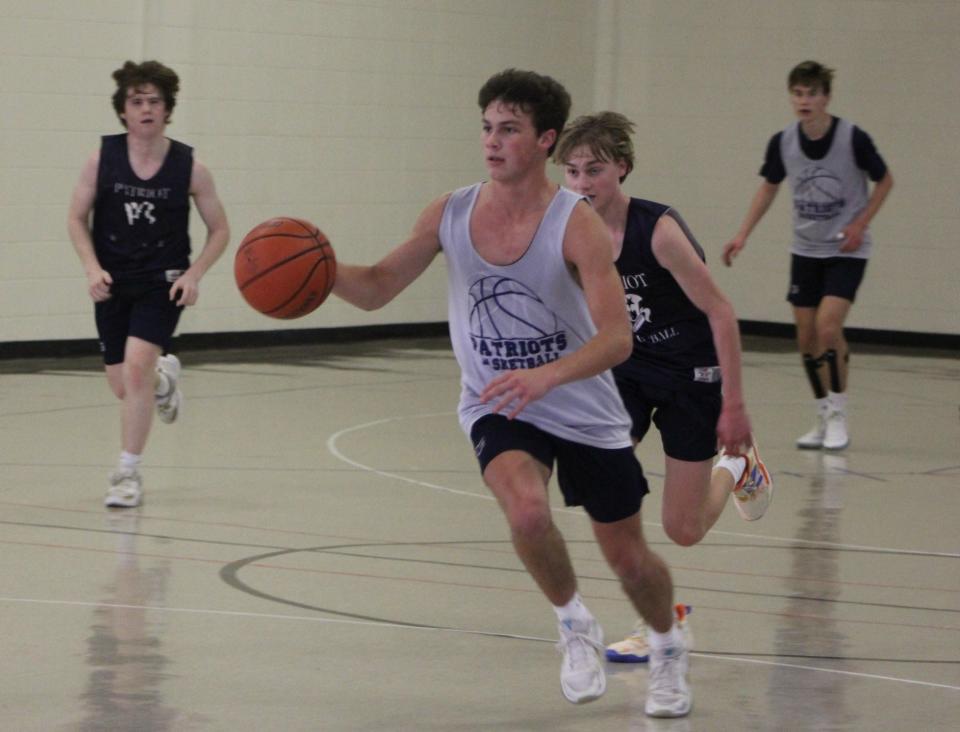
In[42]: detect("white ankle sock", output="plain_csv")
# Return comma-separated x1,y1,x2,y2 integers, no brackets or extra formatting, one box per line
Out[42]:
118,451,141,471
827,391,847,413
554,592,593,625
716,454,746,484
647,623,682,653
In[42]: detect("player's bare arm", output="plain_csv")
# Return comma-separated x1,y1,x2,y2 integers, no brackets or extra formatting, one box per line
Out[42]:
332,194,447,311
653,214,752,451
67,151,113,302
839,169,893,253
481,201,631,418
172,160,230,306
723,180,780,266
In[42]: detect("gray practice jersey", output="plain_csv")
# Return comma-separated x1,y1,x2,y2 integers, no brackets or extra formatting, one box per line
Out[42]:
781,117,873,259
439,183,632,449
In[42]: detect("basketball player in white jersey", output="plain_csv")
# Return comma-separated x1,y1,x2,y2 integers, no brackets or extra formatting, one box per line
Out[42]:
68,61,229,508
724,61,893,451
331,69,691,718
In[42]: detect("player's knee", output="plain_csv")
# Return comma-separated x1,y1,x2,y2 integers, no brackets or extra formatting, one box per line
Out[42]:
121,359,154,393
663,515,706,547
505,496,552,540
817,323,843,349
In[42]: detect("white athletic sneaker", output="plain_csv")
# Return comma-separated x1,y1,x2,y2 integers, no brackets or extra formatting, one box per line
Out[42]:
155,354,182,424
796,420,825,449
556,618,606,704
645,636,692,718
731,439,772,521
606,604,693,664
105,468,143,508
797,398,830,449
823,409,850,451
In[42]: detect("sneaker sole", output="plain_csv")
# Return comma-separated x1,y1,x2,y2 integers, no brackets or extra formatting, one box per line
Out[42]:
646,700,693,719
606,649,648,663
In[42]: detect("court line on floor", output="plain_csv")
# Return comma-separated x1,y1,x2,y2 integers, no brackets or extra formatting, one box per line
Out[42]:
3,596,957,692
326,413,960,559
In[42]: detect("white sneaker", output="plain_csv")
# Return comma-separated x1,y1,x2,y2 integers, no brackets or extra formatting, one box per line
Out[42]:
796,399,829,449
606,604,693,664
556,618,606,704
105,468,143,508
645,636,692,718
823,409,849,451
796,419,825,449
730,440,772,521
155,354,182,424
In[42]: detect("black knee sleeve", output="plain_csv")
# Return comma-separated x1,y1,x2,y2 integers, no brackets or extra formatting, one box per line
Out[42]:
802,353,827,399
823,349,841,393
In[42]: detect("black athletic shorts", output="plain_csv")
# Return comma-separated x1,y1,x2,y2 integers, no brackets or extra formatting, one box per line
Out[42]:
787,254,868,307
94,281,183,365
469,413,647,523
616,377,721,462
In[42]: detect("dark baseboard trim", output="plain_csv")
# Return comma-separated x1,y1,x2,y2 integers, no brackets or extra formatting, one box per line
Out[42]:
0,320,956,360
737,320,960,351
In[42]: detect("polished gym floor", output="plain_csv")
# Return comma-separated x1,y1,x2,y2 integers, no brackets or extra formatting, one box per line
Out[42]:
0,335,957,731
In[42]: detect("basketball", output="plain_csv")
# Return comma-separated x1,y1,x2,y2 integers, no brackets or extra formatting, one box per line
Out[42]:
234,217,337,319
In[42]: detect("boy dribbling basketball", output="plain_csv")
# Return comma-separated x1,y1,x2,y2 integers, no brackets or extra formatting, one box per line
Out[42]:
330,69,691,718
67,60,229,508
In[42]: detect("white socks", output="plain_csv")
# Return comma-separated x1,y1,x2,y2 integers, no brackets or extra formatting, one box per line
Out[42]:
647,623,683,654
716,454,747,484
118,451,141,472
554,592,594,626
827,391,847,414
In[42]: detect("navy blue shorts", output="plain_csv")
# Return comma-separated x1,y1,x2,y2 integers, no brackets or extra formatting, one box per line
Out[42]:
616,377,721,462
469,414,647,523
94,281,183,365
787,254,868,307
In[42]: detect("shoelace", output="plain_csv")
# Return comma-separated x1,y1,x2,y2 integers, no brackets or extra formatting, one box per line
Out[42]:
556,628,604,667
649,651,686,694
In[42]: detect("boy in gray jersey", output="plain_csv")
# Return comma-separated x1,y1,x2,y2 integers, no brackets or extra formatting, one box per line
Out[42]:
723,61,893,451
331,69,691,718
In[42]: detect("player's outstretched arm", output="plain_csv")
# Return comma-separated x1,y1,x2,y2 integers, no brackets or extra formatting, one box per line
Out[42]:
722,180,779,266
332,194,447,312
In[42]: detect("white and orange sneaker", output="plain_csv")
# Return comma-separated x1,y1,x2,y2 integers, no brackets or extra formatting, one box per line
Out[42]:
730,440,772,521
605,604,693,664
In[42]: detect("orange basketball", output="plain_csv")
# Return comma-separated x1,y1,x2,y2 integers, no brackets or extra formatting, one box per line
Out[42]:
234,217,337,319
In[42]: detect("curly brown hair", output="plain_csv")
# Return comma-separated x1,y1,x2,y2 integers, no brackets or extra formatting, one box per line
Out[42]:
111,60,180,127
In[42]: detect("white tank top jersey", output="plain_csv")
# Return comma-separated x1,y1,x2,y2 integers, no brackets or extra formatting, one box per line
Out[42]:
439,183,632,449
781,117,873,259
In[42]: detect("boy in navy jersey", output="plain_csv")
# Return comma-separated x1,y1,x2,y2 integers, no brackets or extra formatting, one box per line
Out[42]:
724,61,893,451
68,61,229,508
556,112,771,664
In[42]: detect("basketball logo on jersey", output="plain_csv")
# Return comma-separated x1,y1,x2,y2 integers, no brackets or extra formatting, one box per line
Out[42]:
794,165,845,222
467,275,568,371
625,294,652,333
